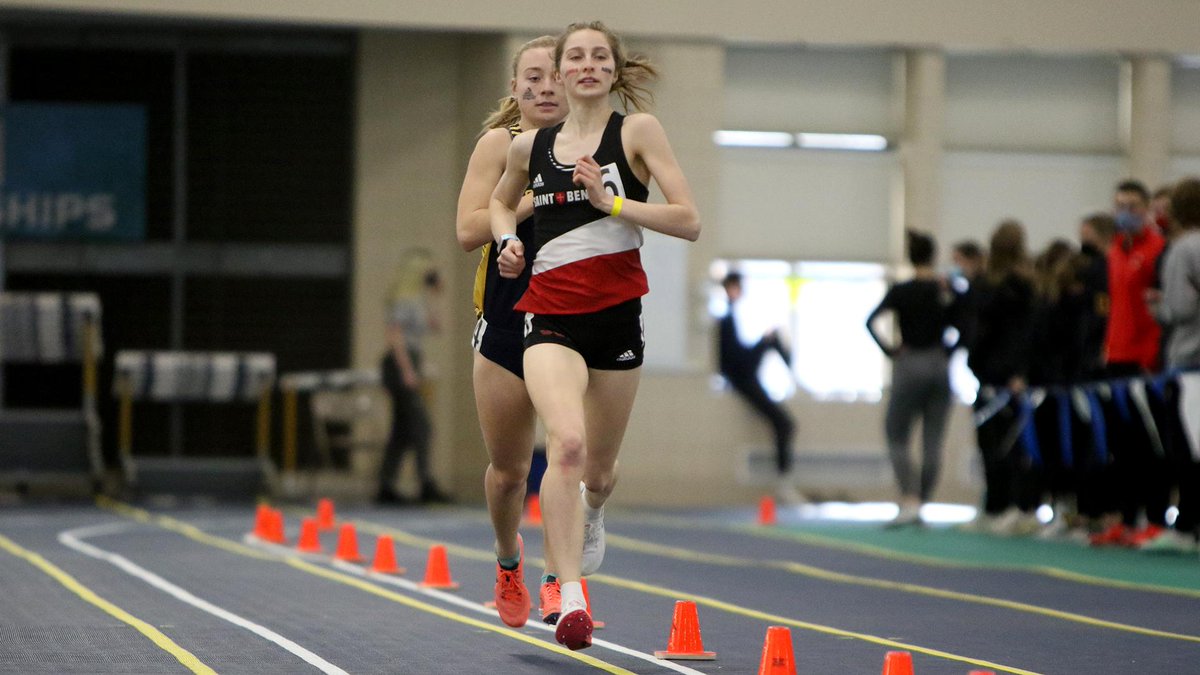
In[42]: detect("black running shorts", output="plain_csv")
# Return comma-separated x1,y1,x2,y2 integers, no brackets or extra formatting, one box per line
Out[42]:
472,316,525,379
523,298,644,371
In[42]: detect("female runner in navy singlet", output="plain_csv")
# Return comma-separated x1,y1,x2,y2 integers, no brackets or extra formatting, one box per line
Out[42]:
489,20,700,651
454,36,566,629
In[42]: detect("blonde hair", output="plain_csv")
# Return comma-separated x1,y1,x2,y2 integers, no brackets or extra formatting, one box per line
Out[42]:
388,248,438,302
479,35,558,134
555,21,658,112
1032,239,1074,303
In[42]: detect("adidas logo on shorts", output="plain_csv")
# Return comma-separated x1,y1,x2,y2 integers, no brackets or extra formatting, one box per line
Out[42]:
616,350,636,362
532,173,544,188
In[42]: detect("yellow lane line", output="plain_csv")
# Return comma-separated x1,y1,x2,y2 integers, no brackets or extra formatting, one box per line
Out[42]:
605,533,1200,644
739,523,1200,599
619,510,1200,599
97,499,634,675
350,507,1200,642
0,531,217,675
341,514,1042,674
590,572,1043,675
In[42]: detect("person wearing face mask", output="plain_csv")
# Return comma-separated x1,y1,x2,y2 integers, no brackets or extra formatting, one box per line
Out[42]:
1107,180,1165,374
1089,179,1168,548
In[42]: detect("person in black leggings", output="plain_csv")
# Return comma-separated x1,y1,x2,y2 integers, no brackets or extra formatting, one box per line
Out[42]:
867,230,958,526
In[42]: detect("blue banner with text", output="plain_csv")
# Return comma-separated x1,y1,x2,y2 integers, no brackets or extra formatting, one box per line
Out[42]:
2,103,146,241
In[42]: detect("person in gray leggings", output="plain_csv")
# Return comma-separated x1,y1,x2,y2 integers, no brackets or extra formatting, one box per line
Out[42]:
867,230,961,526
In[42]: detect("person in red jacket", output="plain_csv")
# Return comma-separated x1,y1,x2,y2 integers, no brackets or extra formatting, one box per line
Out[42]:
1106,180,1165,371
1091,179,1168,547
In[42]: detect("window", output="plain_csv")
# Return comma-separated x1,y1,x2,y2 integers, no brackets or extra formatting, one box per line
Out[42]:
711,259,888,402
712,259,978,404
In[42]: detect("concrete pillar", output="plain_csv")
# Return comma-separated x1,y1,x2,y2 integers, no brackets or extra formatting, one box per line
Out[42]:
1121,55,1172,189
896,48,945,266
353,30,509,498
628,38,724,369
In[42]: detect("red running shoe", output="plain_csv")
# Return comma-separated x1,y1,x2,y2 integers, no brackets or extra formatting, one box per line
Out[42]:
554,608,593,651
1089,523,1133,547
539,579,561,624
493,534,530,628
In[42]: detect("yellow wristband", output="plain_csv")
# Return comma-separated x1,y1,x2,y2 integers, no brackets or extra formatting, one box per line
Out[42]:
610,196,623,218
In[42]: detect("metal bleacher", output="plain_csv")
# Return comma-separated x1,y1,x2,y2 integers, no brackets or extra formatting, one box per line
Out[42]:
113,350,278,499
0,292,104,491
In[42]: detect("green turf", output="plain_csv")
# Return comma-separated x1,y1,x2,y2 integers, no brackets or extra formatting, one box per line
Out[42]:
776,523,1200,594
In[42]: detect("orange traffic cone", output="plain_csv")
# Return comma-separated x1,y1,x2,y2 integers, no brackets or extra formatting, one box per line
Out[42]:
252,504,272,540
419,544,460,589
316,497,336,531
369,535,405,575
334,523,363,562
523,493,543,526
581,578,604,629
756,626,796,675
881,651,914,675
296,517,323,554
758,495,777,526
267,509,286,544
654,600,716,660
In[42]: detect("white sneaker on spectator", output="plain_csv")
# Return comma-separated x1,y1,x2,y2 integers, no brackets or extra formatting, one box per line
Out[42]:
1138,528,1199,554
1064,526,1093,545
886,501,922,528
1037,516,1070,540
1012,512,1042,536
988,507,1024,536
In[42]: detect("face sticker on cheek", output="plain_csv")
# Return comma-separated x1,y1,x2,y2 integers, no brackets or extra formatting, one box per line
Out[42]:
562,67,580,78
521,87,535,101
600,67,613,74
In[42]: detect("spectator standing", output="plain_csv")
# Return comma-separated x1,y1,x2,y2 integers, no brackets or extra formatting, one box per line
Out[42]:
1091,180,1168,547
965,220,1036,534
866,230,958,526
1143,177,1200,553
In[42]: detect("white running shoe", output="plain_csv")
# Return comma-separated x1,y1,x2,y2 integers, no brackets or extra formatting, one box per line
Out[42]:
580,483,606,576
886,502,922,528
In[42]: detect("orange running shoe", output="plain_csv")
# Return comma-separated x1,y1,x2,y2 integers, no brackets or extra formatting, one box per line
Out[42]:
493,534,530,628
539,579,561,624
554,608,593,651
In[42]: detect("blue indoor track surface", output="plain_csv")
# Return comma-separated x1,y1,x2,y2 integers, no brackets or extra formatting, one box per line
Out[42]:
1,498,1197,674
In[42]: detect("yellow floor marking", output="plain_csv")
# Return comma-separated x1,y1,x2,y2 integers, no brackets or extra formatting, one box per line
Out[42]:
97,498,634,675
604,533,1200,644
0,530,217,675
340,513,1043,674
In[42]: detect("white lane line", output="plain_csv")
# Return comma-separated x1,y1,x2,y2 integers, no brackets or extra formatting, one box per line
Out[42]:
241,535,706,675
59,523,350,675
